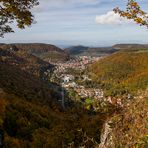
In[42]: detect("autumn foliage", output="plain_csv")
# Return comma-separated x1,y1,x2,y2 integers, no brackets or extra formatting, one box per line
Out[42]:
89,49,148,96
111,90,148,147
114,0,148,27
0,47,107,147
0,0,39,37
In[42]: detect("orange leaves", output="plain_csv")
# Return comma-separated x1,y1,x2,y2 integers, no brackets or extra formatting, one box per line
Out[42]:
130,1,138,7
134,17,145,24
114,0,148,27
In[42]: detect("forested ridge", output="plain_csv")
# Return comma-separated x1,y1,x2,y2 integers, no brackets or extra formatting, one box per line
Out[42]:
88,49,148,147
0,47,109,148
0,44,148,147
89,50,148,96
0,0,148,147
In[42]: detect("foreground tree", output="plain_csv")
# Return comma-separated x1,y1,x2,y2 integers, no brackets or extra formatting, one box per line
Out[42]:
0,0,39,37
0,0,147,38
114,0,148,27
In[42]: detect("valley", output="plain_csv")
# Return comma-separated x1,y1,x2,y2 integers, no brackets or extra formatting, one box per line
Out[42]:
45,55,122,112
1,0,148,147
0,43,148,147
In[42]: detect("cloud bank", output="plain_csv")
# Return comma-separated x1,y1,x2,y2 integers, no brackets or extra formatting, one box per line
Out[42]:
96,11,132,25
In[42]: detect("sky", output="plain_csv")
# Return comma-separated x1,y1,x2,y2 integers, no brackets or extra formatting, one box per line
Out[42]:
0,0,148,47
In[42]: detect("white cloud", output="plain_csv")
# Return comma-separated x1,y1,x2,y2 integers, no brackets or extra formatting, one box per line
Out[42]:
96,11,133,25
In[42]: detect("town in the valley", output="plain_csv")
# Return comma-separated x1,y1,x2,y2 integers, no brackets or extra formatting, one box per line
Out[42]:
43,55,126,111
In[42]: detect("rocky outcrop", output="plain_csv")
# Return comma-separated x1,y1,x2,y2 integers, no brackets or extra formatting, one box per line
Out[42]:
97,120,115,148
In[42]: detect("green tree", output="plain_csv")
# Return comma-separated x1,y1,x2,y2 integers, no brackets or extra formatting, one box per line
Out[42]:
0,0,39,37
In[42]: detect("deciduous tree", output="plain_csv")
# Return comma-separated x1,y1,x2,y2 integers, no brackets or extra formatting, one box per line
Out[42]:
114,0,148,27
0,0,39,37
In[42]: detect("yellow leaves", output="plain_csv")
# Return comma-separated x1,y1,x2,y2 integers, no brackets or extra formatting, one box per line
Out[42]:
114,0,148,28
134,17,145,24
130,1,139,8
120,12,133,19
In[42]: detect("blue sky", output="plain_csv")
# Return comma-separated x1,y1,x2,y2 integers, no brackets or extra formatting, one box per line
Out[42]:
1,0,148,47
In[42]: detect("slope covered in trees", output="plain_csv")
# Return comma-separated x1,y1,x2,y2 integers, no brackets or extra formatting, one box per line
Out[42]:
111,90,148,147
88,48,148,147
113,44,148,51
0,46,108,148
89,49,148,96
0,63,107,147
0,43,70,62
0,47,54,77
65,45,118,57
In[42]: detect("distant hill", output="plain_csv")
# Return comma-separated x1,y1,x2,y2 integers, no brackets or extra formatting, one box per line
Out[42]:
65,45,118,56
0,43,70,62
0,47,54,77
65,44,148,57
65,45,88,55
113,44,148,52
